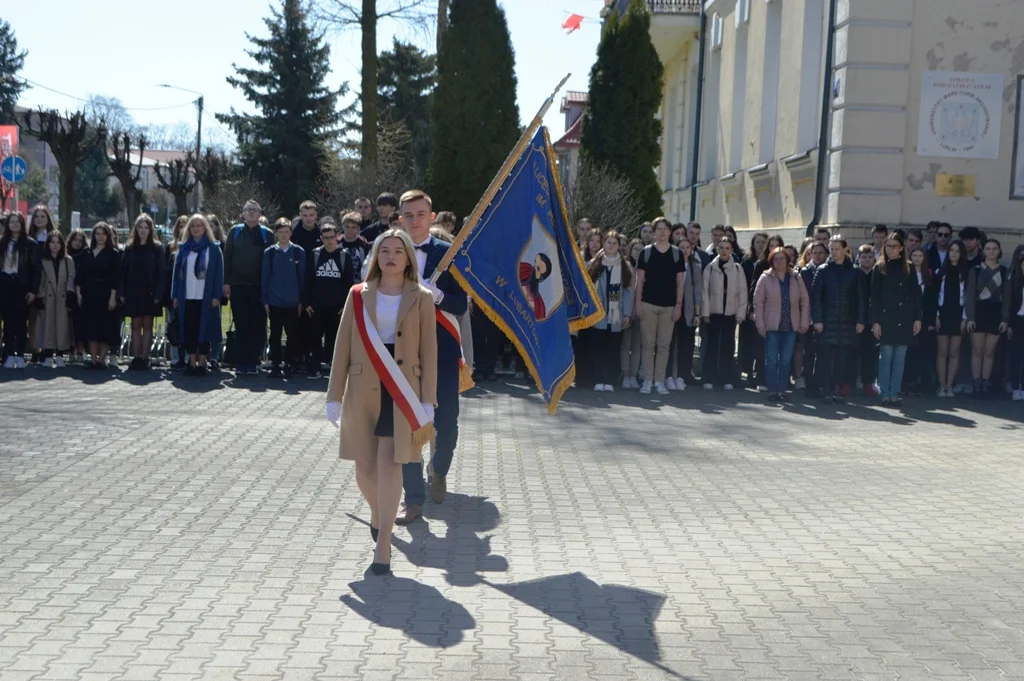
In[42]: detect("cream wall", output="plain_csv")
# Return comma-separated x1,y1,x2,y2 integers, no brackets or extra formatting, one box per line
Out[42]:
653,0,1024,246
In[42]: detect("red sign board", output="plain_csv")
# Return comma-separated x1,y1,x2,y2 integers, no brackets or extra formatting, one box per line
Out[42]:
0,125,19,211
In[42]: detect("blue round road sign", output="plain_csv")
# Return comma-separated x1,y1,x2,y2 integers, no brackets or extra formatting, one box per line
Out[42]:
1,156,28,184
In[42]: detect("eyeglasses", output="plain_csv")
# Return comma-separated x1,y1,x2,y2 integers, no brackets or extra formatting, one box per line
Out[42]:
243,207,259,213
937,232,952,238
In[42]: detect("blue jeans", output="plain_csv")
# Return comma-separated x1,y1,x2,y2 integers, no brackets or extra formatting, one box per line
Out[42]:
402,361,460,506
877,344,908,399
764,331,797,394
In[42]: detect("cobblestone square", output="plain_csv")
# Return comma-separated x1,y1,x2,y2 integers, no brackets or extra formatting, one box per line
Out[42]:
1,371,1023,680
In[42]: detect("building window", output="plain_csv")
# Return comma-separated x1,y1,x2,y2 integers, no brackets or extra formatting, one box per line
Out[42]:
797,0,825,153
711,13,724,51
729,7,749,172
735,0,750,26
759,0,782,164
702,48,721,180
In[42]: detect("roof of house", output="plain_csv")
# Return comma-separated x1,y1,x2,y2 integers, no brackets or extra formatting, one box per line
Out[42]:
560,91,588,112
110,149,191,167
553,114,583,150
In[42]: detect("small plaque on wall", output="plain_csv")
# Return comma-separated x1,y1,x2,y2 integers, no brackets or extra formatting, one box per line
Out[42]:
935,173,976,197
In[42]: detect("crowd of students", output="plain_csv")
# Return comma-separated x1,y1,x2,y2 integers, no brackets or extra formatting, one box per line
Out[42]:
576,218,1024,405
3,200,1024,405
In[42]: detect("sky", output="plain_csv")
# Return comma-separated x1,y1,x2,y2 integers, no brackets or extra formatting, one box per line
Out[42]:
7,0,605,150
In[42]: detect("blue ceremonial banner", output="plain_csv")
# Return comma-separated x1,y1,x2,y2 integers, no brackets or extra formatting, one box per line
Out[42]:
445,126,604,413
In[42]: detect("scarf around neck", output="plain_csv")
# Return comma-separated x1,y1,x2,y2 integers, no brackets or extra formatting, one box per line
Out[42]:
601,253,623,327
178,235,211,281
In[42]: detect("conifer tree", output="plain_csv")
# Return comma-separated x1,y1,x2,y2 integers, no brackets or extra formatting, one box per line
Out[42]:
581,0,664,219
427,0,519,222
218,0,348,212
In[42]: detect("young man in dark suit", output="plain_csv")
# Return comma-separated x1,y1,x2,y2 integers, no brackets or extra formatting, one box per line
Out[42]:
394,189,468,525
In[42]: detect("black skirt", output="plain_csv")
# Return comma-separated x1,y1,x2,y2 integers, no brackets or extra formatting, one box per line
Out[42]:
937,307,964,337
373,343,395,437
974,299,1002,335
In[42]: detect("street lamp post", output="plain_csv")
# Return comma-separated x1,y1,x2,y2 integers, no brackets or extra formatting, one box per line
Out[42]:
156,84,204,211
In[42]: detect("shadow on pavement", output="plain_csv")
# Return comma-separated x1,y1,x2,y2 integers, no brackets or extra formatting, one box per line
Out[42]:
393,494,508,587
340,576,475,648
487,571,697,680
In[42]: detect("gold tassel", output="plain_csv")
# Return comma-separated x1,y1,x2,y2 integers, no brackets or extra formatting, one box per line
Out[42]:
458,362,475,393
412,422,436,454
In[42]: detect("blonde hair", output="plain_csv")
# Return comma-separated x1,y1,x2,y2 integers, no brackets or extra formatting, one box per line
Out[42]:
184,214,216,243
365,228,419,283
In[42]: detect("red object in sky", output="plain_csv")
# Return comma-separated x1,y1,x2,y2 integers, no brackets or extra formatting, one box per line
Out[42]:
562,13,584,33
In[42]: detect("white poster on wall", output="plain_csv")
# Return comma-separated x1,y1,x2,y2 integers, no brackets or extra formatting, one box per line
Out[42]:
917,70,1003,159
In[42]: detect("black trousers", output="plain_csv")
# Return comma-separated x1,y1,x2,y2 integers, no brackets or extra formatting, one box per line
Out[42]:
904,330,936,391
311,306,343,367
1009,317,1024,391
230,285,266,366
669,321,697,379
183,300,210,356
472,309,503,376
817,343,849,397
0,274,29,358
403,362,460,506
268,306,298,367
585,328,622,386
574,329,594,387
293,310,316,370
703,314,737,386
739,319,764,384
802,330,819,397
853,329,878,386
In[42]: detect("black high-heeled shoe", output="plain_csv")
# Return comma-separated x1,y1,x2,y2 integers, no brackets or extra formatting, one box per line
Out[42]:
370,526,379,542
370,562,391,576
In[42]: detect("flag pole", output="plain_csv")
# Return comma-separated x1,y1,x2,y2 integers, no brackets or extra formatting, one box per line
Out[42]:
429,73,573,283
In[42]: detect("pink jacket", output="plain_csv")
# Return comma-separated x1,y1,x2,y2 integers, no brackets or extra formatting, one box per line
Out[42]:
753,269,810,334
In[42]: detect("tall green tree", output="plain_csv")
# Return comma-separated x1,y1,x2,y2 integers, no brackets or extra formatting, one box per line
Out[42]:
217,0,347,212
74,144,120,221
427,0,519,222
581,0,663,218
19,156,51,206
0,20,28,124
378,39,436,182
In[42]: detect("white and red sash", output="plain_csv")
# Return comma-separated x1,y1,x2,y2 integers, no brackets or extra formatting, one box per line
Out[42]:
351,284,433,446
435,309,475,393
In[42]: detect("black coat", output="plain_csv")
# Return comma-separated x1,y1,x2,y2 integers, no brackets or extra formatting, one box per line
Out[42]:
119,243,166,317
811,257,864,346
869,263,923,346
2,237,40,293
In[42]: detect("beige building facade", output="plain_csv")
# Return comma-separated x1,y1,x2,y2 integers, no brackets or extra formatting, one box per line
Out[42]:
626,0,1024,243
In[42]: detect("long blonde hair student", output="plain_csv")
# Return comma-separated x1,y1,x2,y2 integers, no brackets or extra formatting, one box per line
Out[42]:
365,228,419,283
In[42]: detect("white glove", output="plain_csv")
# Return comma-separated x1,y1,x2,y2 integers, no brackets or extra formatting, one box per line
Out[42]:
423,280,444,305
421,403,435,423
326,401,341,427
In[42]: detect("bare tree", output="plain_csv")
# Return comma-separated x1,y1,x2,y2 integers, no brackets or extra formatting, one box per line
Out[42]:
21,109,106,231
84,95,134,136
107,131,149,225
153,154,198,217
310,0,432,173
193,148,231,200
203,175,281,228
561,158,644,235
317,117,416,218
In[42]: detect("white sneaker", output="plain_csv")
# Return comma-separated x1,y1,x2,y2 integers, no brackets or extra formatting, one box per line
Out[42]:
621,377,631,389
2,356,15,369
655,382,669,395
703,383,713,390
604,384,614,393
55,356,65,368
1013,390,1023,401
937,386,947,398
14,356,26,369
639,381,652,394
794,377,806,390
723,383,734,391
664,377,675,390
593,384,604,392
675,379,686,391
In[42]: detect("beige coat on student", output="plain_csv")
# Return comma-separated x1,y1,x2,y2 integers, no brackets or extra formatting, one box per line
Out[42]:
701,257,749,321
36,257,76,351
327,279,438,465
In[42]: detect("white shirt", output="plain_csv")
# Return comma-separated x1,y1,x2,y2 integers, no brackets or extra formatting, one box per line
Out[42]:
2,243,17,275
36,230,49,243
376,293,401,343
185,251,205,300
414,236,430,279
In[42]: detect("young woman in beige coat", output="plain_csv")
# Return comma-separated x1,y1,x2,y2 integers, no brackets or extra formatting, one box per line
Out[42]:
36,231,76,366
326,229,437,575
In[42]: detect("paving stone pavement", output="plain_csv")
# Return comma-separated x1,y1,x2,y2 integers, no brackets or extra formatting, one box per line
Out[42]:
1,369,1023,681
